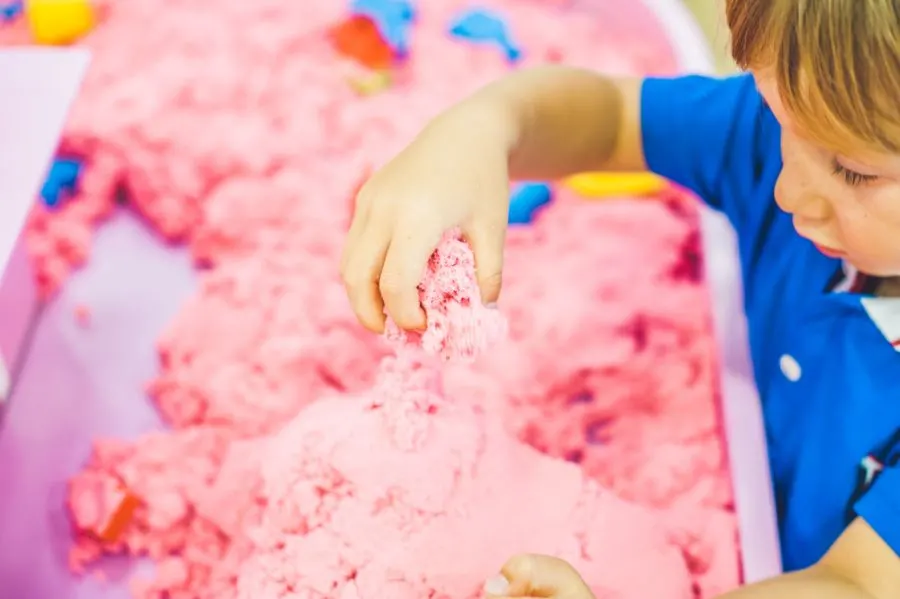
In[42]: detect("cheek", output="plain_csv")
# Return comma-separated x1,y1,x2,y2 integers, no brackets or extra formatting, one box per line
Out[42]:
840,187,900,242
865,186,900,227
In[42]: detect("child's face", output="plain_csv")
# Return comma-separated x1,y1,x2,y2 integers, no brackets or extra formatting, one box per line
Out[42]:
754,69,900,276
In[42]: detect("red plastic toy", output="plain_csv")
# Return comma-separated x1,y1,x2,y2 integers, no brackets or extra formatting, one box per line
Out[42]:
98,486,140,543
330,14,393,70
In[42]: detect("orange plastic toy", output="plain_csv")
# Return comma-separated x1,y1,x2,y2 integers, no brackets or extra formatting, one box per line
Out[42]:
98,487,140,543
330,15,393,70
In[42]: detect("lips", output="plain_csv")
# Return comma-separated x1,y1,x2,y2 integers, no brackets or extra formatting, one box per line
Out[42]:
814,243,845,258
792,219,845,257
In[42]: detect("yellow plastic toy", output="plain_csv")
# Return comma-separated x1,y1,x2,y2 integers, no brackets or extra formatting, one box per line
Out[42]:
348,70,392,96
25,0,95,46
565,172,667,198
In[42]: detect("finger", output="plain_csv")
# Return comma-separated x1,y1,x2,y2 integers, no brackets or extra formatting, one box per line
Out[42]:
379,223,442,330
500,554,539,597
341,183,373,275
350,167,373,219
500,554,582,598
464,214,506,305
343,224,390,333
341,208,369,278
483,575,510,597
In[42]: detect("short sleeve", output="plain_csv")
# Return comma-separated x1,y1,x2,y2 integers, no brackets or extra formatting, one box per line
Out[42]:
641,74,779,232
855,465,900,556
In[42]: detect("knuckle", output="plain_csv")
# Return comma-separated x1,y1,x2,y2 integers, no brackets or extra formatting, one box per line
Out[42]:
359,181,393,213
378,275,404,299
340,263,359,289
506,553,537,578
339,254,352,282
356,179,376,202
480,270,502,287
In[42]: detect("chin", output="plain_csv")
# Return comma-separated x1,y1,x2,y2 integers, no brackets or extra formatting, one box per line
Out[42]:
846,258,900,278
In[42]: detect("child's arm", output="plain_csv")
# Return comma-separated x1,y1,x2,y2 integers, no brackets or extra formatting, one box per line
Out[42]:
720,518,900,599
342,67,643,332
492,519,900,599
474,66,646,179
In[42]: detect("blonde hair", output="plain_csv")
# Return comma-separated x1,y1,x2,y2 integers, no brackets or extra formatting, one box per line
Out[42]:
726,0,900,153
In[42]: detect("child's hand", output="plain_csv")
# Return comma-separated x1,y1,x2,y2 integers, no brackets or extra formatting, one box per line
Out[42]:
341,101,513,333
484,554,596,599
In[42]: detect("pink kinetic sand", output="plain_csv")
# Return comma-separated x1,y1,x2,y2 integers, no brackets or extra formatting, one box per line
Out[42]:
383,232,507,362
69,235,697,599
2,0,739,597
227,235,691,599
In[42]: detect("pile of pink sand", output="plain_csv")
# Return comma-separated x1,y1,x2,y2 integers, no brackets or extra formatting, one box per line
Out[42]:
226,235,693,599
232,243,692,599
3,0,738,597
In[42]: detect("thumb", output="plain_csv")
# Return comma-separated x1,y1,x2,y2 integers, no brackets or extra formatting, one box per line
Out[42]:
464,218,506,305
492,554,591,599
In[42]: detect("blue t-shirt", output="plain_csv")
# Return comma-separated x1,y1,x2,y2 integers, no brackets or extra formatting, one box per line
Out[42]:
641,74,900,571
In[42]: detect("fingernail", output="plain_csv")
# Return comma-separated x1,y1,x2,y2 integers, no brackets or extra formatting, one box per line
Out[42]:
483,575,509,596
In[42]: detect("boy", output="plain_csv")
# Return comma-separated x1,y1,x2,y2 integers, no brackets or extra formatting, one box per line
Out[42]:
341,0,900,597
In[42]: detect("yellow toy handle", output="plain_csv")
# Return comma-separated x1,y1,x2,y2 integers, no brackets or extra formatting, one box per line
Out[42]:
565,172,666,198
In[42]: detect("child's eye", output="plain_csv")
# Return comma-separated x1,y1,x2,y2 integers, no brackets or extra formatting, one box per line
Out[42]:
831,159,879,187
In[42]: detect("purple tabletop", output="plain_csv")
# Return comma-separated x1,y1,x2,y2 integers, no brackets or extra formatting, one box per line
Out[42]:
0,212,194,598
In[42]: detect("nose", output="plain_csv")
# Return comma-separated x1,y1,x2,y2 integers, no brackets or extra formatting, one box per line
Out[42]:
774,176,832,222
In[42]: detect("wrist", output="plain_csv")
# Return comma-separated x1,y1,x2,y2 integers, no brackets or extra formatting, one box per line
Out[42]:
429,92,522,157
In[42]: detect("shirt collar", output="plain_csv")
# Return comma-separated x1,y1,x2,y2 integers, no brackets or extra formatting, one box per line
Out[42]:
828,260,881,295
830,260,900,351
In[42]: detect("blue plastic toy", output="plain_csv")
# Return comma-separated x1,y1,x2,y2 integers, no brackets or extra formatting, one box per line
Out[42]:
508,182,551,225
350,0,415,56
448,8,521,62
0,1,22,21
40,158,82,208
